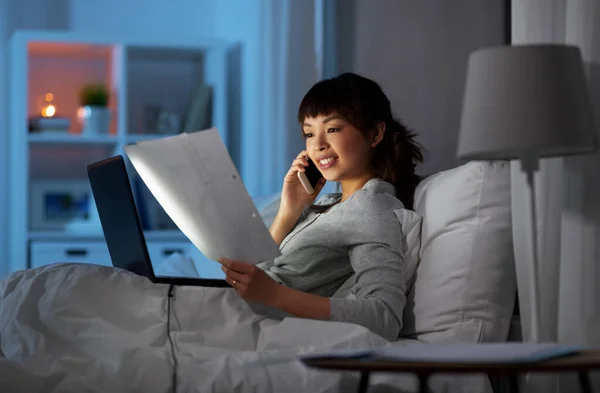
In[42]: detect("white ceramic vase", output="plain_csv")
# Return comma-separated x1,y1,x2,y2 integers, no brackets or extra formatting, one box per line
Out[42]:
80,105,111,135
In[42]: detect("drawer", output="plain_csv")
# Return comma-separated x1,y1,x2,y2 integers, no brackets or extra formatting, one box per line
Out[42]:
147,241,225,279
147,241,193,265
30,241,112,269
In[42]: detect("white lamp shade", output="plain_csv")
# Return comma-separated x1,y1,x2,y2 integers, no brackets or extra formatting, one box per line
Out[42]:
458,44,597,160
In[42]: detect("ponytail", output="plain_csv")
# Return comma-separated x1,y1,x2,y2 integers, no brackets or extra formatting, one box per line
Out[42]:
373,117,423,210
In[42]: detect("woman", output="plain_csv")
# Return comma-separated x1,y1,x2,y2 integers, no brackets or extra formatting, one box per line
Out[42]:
220,73,423,341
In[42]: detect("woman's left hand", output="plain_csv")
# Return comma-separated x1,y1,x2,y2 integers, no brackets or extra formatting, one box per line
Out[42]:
219,258,281,306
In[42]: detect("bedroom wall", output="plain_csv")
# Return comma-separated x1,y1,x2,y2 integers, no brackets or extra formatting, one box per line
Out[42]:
335,0,506,176
68,0,216,39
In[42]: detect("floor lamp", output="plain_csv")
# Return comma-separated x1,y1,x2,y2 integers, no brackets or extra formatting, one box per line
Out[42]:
457,44,597,342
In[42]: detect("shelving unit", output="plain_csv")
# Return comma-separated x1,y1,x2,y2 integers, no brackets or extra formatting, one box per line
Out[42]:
7,30,235,274
28,229,189,242
28,134,119,145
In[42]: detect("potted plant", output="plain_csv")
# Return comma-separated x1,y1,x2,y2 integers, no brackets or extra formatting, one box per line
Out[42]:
78,83,111,135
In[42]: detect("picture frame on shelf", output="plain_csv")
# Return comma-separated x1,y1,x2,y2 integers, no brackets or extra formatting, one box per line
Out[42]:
29,180,93,230
156,108,181,135
142,104,181,135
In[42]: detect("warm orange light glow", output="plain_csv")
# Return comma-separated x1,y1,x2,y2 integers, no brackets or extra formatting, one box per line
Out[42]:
41,104,56,117
40,92,56,117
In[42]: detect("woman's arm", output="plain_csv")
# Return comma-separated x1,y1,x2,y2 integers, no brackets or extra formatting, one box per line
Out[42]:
269,211,300,247
270,150,326,246
326,201,409,341
329,241,406,341
221,258,330,320
271,285,330,320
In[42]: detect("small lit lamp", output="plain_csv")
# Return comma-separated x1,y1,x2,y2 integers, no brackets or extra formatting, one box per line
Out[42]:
457,45,597,342
41,93,56,117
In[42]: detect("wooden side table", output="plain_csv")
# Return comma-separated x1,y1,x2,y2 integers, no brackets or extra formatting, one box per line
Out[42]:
302,349,600,393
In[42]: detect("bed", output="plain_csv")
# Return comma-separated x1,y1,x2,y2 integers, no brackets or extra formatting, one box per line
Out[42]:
0,160,517,393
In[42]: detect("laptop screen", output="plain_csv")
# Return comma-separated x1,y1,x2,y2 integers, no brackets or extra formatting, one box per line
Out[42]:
87,155,156,280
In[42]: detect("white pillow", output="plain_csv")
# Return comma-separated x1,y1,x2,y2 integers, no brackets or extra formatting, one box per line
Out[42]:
400,161,516,343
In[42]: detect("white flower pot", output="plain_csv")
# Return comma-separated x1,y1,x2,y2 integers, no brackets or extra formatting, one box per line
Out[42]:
79,105,111,135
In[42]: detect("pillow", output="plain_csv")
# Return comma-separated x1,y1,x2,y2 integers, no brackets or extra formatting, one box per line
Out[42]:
400,161,516,343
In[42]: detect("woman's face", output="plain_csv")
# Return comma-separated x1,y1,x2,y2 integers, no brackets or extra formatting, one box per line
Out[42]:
302,113,375,183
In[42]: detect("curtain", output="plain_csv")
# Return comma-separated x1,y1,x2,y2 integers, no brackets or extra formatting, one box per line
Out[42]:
241,0,320,197
511,0,600,391
0,0,10,278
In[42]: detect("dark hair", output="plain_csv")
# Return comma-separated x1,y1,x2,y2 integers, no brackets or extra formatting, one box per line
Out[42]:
297,72,424,209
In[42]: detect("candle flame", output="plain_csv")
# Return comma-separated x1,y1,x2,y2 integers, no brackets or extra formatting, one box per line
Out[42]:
41,105,56,117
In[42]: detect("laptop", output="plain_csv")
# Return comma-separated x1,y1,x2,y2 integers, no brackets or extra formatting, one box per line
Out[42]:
87,155,230,287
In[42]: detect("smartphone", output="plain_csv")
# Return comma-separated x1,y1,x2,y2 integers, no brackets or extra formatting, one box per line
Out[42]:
297,158,323,195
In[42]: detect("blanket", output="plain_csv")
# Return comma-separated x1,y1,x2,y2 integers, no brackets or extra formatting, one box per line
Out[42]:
0,263,491,393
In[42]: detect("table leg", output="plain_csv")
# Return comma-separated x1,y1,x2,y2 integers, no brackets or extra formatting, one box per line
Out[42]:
578,372,593,393
418,373,430,393
509,374,520,393
357,371,370,393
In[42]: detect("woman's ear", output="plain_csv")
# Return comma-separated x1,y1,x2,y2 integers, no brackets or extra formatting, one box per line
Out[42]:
371,122,386,147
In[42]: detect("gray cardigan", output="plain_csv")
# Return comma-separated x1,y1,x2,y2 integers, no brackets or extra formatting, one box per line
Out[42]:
257,178,421,341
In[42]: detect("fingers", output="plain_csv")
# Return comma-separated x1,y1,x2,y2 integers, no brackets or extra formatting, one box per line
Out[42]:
296,150,308,159
293,151,311,171
294,157,309,166
222,265,248,286
218,258,253,273
225,275,244,290
285,158,309,179
292,158,308,172
291,151,310,172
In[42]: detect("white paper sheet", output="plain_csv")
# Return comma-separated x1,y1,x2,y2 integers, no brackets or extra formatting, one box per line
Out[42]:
304,342,582,364
124,128,281,264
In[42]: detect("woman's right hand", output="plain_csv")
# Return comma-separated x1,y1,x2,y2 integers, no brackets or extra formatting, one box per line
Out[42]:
279,150,325,220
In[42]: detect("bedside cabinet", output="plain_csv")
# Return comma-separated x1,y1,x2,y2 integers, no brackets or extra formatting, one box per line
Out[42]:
147,241,192,265
30,241,112,269
29,239,196,270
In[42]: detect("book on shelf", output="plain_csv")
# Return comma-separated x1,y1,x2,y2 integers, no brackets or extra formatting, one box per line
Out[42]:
123,127,281,264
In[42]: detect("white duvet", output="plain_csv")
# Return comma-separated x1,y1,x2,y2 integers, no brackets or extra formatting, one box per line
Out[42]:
0,263,491,393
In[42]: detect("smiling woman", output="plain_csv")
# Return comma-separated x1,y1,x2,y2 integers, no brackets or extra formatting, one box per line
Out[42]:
220,72,425,342
298,72,423,208
301,113,375,201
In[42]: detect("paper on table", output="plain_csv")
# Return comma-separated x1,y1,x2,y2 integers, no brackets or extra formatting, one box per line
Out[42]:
375,343,581,363
303,343,582,364
124,128,281,264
